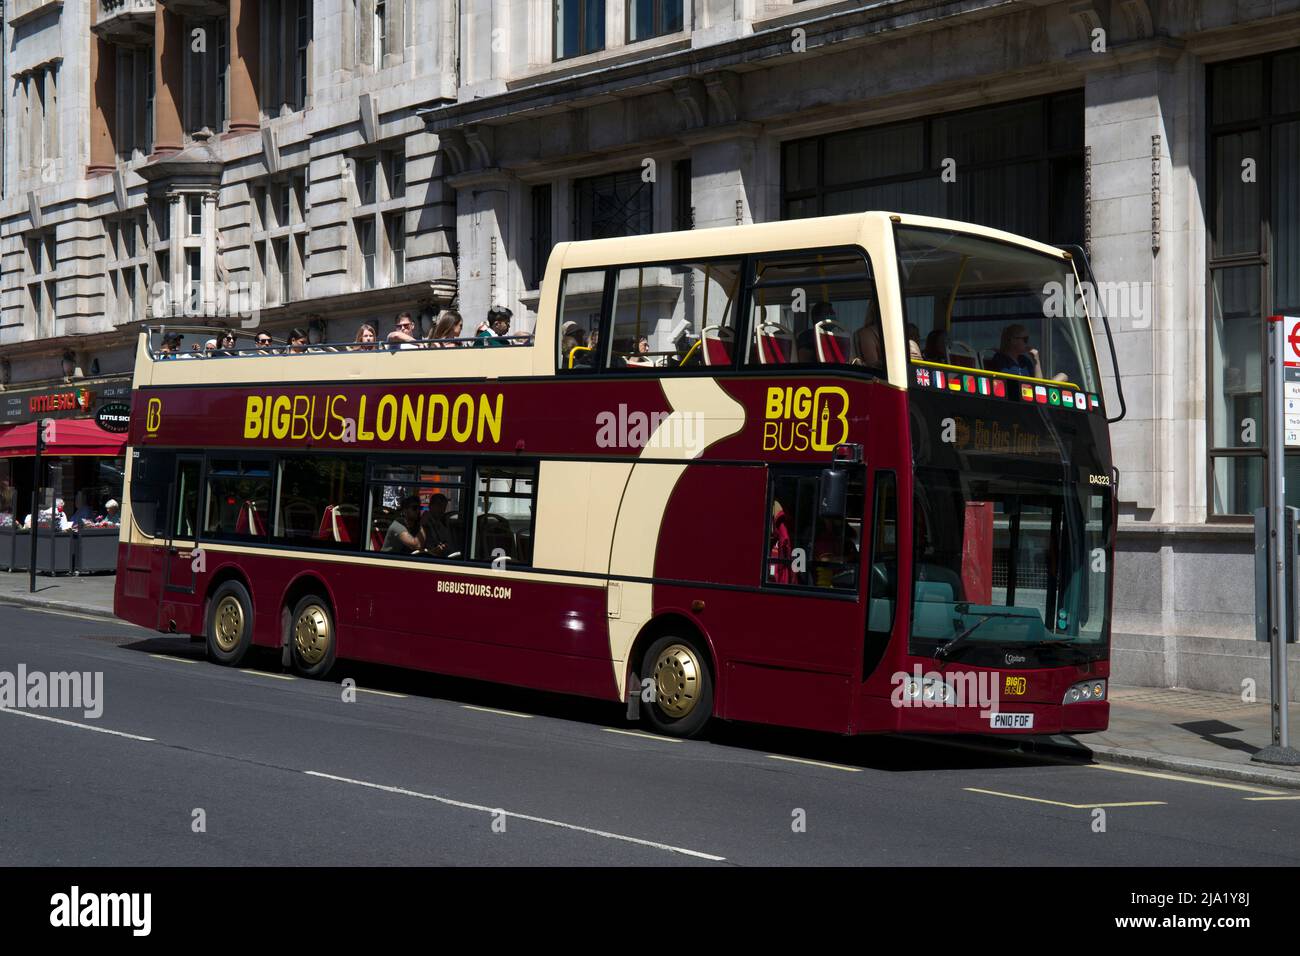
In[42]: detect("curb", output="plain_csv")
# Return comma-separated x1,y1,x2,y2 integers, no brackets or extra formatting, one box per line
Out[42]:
0,594,122,624
906,732,1300,791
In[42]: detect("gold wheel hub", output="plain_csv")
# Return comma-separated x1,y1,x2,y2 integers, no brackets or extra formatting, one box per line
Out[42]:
293,604,332,667
652,644,702,719
212,595,245,653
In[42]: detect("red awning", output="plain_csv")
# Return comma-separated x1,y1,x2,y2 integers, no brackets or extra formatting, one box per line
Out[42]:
0,419,126,458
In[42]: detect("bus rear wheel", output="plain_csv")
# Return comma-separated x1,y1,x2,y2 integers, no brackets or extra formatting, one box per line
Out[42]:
289,596,336,679
640,636,713,739
206,581,253,666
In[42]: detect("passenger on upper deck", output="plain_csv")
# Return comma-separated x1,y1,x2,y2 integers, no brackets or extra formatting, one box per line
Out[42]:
255,332,275,352
429,311,463,348
988,323,1068,381
287,328,311,354
351,323,378,351
387,312,424,350
476,306,520,347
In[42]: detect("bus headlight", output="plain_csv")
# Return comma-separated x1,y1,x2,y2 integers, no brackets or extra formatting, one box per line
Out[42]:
1063,679,1106,704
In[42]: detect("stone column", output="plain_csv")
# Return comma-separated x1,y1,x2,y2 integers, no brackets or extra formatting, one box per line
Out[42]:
89,36,117,176
153,6,184,156
229,0,261,134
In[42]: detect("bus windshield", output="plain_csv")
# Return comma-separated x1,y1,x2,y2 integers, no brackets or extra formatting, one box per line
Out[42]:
897,226,1100,391
910,466,1110,667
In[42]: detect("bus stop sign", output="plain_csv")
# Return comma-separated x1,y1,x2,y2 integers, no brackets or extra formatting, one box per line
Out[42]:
1286,318,1300,447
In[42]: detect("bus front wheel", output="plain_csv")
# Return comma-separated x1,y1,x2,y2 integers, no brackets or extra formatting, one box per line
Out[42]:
288,596,336,679
206,581,253,666
640,636,713,739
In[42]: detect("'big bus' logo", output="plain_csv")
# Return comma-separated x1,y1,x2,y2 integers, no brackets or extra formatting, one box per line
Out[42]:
762,386,849,452
145,398,163,435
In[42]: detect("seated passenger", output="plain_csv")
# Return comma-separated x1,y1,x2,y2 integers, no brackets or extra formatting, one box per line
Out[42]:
351,323,378,351
418,493,457,557
626,336,655,367
989,323,1069,381
905,323,923,361
923,329,948,363
429,311,463,349
381,496,423,554
387,312,424,350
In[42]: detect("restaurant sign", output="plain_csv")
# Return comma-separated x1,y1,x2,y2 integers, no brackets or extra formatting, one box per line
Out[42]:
1,377,132,424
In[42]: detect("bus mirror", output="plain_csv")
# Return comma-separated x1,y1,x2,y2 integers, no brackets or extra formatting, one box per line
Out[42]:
819,468,848,518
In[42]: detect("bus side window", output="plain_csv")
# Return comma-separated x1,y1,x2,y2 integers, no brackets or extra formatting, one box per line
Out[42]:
867,472,898,640
173,459,201,540
765,466,863,590
607,260,742,371
556,269,607,372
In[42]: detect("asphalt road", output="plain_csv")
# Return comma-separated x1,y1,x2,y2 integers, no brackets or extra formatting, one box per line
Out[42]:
0,602,1297,866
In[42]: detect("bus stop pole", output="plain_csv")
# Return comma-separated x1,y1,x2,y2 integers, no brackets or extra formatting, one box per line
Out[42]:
1256,316,1300,765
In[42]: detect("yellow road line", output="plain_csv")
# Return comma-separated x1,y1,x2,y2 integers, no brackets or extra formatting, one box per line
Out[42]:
149,654,200,665
1087,764,1285,795
766,754,863,773
461,703,530,718
964,787,1165,809
239,669,295,681
604,728,681,743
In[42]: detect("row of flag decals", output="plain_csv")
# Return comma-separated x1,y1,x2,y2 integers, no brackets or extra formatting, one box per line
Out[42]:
914,366,1100,411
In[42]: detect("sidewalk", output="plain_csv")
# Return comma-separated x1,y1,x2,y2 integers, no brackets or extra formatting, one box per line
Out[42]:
1,569,1298,788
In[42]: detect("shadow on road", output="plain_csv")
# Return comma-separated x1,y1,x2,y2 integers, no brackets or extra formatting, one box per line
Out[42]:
116,634,1093,776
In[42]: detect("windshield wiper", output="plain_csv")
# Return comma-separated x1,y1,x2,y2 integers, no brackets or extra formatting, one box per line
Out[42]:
935,615,993,661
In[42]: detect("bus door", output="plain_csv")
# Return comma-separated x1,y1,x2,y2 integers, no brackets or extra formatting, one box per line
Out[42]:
162,456,203,595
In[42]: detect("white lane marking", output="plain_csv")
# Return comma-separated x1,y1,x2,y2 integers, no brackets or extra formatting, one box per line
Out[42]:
304,770,725,862
964,787,1165,809
462,703,532,718
239,669,296,681
604,728,682,743
1087,764,1285,795
1243,795,1300,802
358,687,409,699
0,707,154,742
766,754,863,773
150,654,201,665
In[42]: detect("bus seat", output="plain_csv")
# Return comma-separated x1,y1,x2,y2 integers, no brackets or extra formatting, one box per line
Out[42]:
235,501,265,537
768,511,793,584
370,528,385,551
315,506,336,541
815,323,848,363
332,507,360,544
757,326,791,365
702,326,733,366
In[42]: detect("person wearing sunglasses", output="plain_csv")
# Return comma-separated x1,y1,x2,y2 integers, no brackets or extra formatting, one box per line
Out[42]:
989,323,1044,379
386,311,424,350
255,332,275,353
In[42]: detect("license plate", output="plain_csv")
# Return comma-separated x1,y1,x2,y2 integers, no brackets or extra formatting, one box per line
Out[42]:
990,712,1034,729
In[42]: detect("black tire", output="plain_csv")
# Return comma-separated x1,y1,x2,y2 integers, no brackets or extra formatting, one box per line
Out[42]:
206,580,254,666
640,635,714,739
288,595,337,679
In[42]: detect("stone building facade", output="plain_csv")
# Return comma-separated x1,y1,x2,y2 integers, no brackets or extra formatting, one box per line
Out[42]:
2,0,1298,696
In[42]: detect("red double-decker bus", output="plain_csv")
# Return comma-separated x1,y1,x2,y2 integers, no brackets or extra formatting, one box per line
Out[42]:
115,212,1119,738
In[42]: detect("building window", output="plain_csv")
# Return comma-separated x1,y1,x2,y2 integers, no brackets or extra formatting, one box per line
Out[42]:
386,148,405,200
1207,48,1300,516
358,158,377,205
19,64,59,176
386,213,405,285
574,169,654,240
627,0,683,43
108,214,149,324
275,237,291,304
264,0,313,113
530,184,552,288
555,0,605,60
780,91,1084,247
116,49,153,158
188,195,203,236
375,0,387,65
185,16,230,133
358,219,376,289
